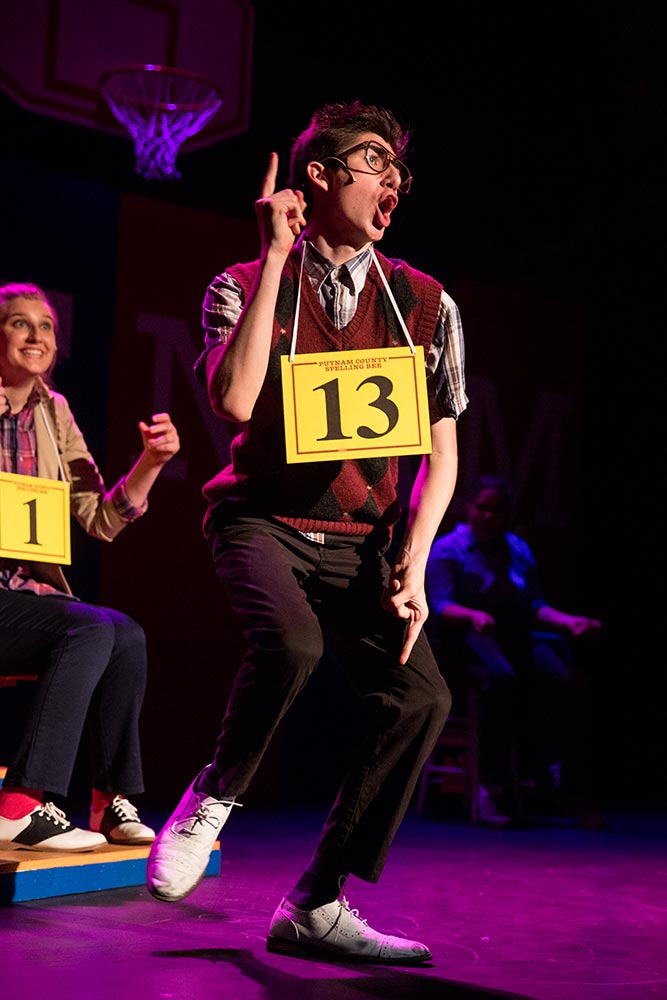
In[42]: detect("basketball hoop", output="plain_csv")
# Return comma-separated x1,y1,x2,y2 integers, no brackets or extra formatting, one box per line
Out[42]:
99,64,223,181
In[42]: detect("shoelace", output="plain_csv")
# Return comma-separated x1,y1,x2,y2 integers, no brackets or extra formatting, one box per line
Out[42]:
39,802,71,830
173,798,241,836
109,795,140,823
340,897,368,927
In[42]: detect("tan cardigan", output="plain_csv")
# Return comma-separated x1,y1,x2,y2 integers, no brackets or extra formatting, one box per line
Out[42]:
28,380,135,594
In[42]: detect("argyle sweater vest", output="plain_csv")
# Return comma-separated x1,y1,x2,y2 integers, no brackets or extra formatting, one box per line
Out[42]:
202,247,443,537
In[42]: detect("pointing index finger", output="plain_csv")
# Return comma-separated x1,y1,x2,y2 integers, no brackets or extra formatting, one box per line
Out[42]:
260,151,279,198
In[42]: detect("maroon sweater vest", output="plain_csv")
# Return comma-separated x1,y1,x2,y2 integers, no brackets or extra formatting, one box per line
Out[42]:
202,248,442,537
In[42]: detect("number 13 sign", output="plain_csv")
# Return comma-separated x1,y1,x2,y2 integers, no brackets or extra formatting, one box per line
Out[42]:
0,472,71,564
281,345,432,463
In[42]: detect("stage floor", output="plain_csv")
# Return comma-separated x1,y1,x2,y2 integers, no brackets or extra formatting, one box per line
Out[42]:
2,804,665,1000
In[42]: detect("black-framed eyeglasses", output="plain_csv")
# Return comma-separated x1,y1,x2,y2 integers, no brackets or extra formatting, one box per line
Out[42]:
323,140,412,194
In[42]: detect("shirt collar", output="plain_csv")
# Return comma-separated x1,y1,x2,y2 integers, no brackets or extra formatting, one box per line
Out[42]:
0,381,46,419
299,239,374,298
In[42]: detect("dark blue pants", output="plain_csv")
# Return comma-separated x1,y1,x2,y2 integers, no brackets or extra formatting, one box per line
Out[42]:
442,629,585,792
201,514,451,882
0,589,147,798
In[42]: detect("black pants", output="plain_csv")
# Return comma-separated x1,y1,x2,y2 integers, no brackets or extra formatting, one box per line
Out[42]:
202,514,451,882
0,589,147,798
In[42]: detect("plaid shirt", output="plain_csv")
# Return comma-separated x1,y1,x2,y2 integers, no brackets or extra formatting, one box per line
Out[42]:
196,240,468,420
0,386,40,477
0,388,144,594
0,390,56,593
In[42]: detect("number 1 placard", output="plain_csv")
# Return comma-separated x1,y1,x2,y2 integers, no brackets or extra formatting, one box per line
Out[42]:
281,346,432,464
0,472,71,564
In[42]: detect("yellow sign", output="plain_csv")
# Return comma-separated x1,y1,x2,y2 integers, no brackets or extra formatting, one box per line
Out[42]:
0,472,71,564
281,345,432,463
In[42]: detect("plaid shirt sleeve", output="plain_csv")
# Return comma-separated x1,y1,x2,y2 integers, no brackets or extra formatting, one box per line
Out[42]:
427,289,468,420
108,475,148,522
193,272,244,385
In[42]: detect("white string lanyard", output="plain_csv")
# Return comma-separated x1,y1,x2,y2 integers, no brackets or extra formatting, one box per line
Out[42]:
38,400,67,482
369,247,416,354
288,242,416,362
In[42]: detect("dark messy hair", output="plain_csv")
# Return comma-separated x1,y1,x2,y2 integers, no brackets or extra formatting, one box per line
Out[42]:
289,100,410,195
468,473,513,511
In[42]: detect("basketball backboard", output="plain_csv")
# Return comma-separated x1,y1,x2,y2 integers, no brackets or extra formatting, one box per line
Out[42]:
0,0,253,150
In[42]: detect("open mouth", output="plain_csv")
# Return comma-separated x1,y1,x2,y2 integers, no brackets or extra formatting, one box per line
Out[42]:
375,194,397,230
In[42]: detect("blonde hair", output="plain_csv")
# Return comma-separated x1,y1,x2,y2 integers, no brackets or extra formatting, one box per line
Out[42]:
0,283,58,333
0,282,59,381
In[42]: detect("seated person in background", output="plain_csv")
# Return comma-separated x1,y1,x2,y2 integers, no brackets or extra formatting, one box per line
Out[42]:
425,473,603,825
0,282,180,852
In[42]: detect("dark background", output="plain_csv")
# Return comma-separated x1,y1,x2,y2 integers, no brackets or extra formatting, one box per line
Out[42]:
1,4,663,811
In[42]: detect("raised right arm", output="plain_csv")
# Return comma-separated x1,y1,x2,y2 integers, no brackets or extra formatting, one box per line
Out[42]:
206,152,306,422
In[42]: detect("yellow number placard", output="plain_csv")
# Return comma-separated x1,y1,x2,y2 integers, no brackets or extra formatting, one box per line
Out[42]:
0,472,71,565
281,345,432,463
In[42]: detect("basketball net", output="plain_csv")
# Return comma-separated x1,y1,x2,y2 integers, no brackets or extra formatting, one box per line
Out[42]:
100,65,223,180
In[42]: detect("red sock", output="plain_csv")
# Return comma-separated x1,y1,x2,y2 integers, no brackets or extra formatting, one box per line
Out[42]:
0,787,44,819
91,789,116,814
